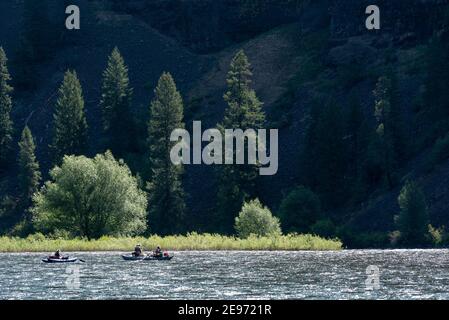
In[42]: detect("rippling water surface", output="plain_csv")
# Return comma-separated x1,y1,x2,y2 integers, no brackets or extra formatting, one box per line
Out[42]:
1,250,448,299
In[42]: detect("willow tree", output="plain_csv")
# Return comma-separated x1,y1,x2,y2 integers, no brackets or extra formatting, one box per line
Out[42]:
33,152,147,239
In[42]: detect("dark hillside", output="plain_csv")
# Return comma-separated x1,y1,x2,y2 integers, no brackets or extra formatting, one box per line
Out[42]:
1,0,449,247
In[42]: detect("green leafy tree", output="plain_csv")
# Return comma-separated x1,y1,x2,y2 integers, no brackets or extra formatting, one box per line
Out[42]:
397,180,429,247
310,219,336,238
235,199,281,238
33,152,147,239
216,50,265,233
51,70,88,163
0,47,14,167
18,126,41,215
100,48,134,157
147,72,186,235
278,186,322,234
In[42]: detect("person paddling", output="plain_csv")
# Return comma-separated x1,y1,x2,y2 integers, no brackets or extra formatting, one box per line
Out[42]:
132,244,144,257
50,250,65,260
154,246,163,258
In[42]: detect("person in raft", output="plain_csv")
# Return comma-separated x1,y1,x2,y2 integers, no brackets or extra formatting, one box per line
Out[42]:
154,246,163,258
132,244,144,257
50,250,63,259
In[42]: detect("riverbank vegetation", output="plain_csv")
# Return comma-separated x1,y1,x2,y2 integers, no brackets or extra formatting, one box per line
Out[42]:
0,233,342,253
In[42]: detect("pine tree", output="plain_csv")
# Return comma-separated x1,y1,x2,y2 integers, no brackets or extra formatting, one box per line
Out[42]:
387,69,408,162
147,72,185,235
216,50,265,233
18,126,41,215
373,76,401,188
302,102,347,208
397,180,429,247
345,99,371,204
421,34,449,142
0,47,14,168
100,48,134,158
51,70,88,163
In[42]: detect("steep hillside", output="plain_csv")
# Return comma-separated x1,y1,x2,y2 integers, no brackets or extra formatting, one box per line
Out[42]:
1,0,449,245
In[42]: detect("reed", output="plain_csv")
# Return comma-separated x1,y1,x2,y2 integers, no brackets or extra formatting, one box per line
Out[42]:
0,233,342,252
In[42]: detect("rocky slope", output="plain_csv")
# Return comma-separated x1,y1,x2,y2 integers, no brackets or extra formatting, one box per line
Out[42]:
1,0,449,236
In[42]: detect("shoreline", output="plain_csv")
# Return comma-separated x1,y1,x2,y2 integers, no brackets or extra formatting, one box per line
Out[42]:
1,248,446,253
0,233,342,253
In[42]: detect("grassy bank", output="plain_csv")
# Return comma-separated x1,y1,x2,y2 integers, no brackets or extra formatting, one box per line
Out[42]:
0,233,342,252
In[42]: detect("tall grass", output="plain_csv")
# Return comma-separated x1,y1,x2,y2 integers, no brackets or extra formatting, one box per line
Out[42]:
0,233,342,252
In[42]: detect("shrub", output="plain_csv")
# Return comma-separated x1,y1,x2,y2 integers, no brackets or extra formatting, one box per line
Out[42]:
427,133,449,170
48,229,72,240
389,230,401,247
278,186,322,233
338,226,390,249
311,219,336,238
0,233,343,252
235,199,281,239
33,152,147,239
428,224,444,247
0,196,16,218
396,180,429,247
9,220,33,237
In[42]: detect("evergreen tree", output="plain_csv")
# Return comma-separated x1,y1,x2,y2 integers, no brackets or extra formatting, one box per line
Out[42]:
420,34,449,141
345,99,364,192
0,47,14,168
397,180,429,247
278,186,322,234
387,69,408,162
216,50,265,233
340,91,388,196
147,72,185,235
100,47,134,158
373,76,403,188
18,126,41,215
51,70,88,163
302,102,347,208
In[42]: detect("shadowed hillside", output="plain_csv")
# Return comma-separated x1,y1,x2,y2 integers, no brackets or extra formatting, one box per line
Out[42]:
1,0,449,248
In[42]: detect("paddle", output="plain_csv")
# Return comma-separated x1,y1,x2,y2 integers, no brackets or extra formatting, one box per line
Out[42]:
78,259,86,263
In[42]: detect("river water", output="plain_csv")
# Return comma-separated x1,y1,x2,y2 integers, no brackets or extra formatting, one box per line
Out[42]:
0,250,448,300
